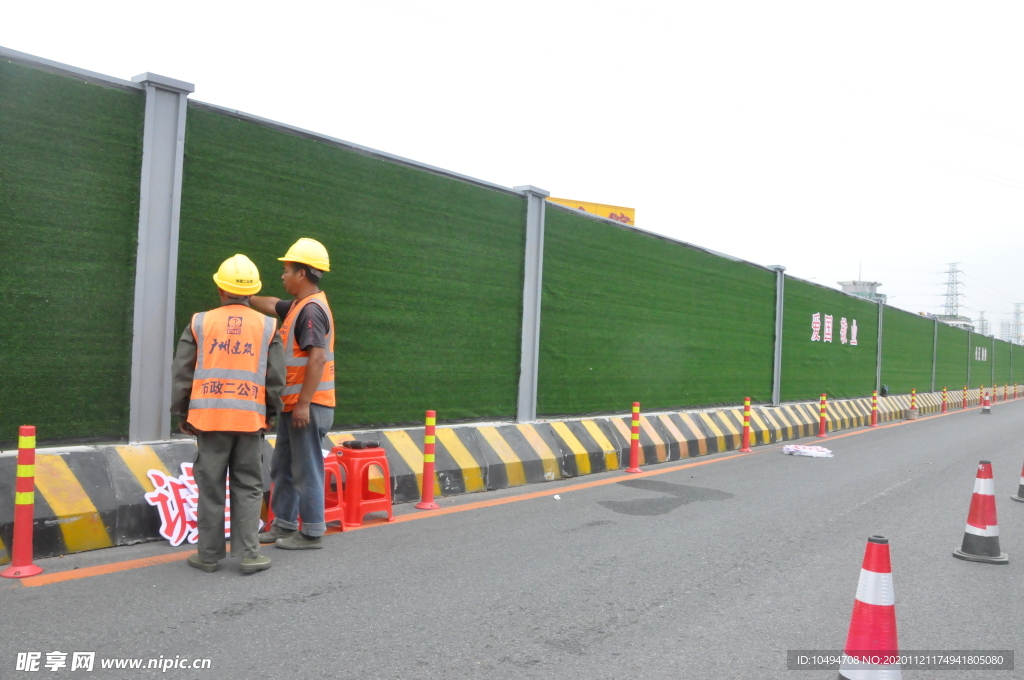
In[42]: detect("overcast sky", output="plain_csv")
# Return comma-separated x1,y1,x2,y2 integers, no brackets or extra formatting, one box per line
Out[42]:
5,1,1022,335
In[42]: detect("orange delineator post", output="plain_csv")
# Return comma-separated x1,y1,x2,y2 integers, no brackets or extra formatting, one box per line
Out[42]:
980,385,985,408
870,390,879,427
941,386,947,413
739,397,752,452
817,393,828,438
625,402,642,474
962,386,968,409
415,410,439,510
1,426,43,579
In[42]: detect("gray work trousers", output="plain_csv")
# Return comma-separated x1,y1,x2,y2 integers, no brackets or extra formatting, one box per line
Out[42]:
193,431,264,561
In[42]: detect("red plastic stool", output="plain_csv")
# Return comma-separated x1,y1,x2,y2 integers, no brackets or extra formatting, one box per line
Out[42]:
323,458,345,529
265,458,346,531
333,445,395,527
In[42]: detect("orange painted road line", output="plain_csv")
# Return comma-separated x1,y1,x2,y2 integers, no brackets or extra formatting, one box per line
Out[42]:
14,399,997,588
19,549,194,588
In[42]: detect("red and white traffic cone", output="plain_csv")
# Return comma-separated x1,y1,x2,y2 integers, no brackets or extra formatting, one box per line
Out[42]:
981,391,992,415
838,535,900,680
953,461,1008,564
1010,460,1024,503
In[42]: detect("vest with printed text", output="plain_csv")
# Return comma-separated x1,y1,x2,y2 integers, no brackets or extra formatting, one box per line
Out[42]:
188,305,277,433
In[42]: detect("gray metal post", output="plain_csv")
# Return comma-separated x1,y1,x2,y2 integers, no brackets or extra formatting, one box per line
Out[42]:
513,185,549,423
128,72,194,442
769,265,786,405
931,319,938,392
875,301,884,393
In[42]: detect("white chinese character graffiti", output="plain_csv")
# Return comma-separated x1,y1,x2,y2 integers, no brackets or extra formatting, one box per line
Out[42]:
823,315,834,343
850,319,858,345
71,652,95,671
839,317,849,344
811,313,821,341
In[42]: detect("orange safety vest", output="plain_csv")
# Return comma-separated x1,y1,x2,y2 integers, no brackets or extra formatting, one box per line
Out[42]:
187,305,277,433
279,291,336,410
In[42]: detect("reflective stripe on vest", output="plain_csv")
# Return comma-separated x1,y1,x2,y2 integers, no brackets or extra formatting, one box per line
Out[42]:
279,291,336,410
188,306,276,432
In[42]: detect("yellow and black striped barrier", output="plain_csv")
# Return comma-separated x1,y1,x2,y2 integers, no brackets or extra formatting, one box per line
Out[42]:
0,389,985,564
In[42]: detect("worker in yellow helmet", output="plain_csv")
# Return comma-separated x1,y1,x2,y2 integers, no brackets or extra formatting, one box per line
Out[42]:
250,238,335,550
170,254,286,573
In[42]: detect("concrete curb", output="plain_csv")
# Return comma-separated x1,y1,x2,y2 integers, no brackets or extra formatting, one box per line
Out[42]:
0,390,989,563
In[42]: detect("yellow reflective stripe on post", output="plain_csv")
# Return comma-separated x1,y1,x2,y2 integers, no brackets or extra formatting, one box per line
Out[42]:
423,454,435,463
19,435,36,449
424,435,435,444
426,417,436,426
15,491,34,505
631,433,640,440
16,464,34,477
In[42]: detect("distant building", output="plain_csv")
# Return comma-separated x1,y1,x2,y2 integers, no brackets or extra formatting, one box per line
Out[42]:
933,314,974,332
837,280,887,303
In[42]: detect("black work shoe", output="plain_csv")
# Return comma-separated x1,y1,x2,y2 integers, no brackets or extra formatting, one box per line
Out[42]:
187,554,219,573
258,525,296,544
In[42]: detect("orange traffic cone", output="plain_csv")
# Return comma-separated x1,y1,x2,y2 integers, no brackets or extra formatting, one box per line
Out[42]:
953,461,1008,564
838,536,900,680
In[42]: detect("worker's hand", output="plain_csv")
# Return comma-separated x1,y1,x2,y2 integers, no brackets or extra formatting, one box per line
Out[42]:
291,403,310,429
179,418,196,436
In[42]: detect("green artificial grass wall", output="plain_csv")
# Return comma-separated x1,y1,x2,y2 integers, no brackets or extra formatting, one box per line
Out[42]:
934,323,968,392
881,307,935,394
177,105,526,427
0,60,144,446
780,280,878,401
537,207,776,415
994,339,1011,385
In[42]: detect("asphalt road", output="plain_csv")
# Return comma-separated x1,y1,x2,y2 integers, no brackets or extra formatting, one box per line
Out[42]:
3,402,1024,679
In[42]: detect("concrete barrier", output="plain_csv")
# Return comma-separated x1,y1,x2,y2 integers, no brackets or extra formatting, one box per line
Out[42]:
0,389,985,563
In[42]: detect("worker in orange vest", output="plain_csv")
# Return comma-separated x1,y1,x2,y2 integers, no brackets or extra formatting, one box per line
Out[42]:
251,238,335,550
170,254,286,573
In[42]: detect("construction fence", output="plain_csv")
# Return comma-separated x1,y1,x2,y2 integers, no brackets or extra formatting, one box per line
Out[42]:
1,51,1022,446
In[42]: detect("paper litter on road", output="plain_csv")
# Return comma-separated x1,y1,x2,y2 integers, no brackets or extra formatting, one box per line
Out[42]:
782,445,833,458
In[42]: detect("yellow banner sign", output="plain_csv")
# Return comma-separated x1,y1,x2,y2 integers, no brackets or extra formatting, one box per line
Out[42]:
547,197,636,225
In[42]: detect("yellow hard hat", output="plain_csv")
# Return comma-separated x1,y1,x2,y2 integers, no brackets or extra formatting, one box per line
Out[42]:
278,237,330,272
213,254,262,295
